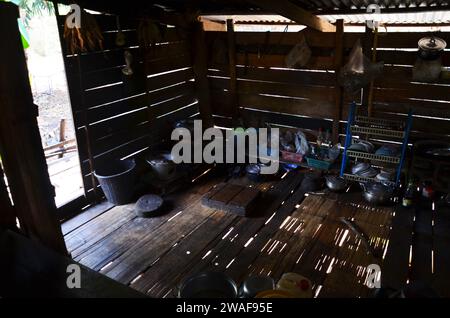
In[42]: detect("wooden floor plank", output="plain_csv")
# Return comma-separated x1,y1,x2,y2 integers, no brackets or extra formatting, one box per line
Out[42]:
60,168,413,298
65,171,222,258
146,174,297,297
248,194,326,278
381,205,415,290
411,204,433,284
432,204,450,297
148,171,304,297
131,210,237,296
101,195,224,284
65,204,137,256
292,200,358,291
223,175,307,282
76,193,203,270
61,200,115,236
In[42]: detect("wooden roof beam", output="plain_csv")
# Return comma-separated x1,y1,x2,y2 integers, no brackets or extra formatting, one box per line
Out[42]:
245,0,336,32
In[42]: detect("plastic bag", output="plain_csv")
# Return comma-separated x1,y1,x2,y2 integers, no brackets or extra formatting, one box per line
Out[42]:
285,34,311,68
338,39,384,93
294,131,309,156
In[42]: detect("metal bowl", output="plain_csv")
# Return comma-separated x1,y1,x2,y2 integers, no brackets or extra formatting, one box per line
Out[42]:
361,182,394,205
239,275,275,298
178,272,238,298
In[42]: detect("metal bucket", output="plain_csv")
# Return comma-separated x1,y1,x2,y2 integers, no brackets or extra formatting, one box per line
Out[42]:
94,159,136,205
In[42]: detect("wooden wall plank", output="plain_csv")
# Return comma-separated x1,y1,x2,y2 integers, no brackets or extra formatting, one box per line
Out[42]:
239,94,335,119
192,22,213,128
207,29,450,147
0,3,66,253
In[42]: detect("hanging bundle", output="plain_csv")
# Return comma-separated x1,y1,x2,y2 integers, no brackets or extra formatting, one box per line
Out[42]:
64,8,104,54
338,39,384,94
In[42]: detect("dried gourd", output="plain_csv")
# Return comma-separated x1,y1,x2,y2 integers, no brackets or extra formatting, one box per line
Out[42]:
64,9,104,54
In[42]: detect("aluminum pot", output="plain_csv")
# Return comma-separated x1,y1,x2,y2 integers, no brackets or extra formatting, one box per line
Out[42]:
239,276,275,298
418,36,447,60
178,272,238,298
146,152,176,180
361,182,394,205
325,175,348,192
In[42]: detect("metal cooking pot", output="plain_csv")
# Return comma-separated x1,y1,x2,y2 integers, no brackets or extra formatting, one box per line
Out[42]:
146,152,177,180
325,175,348,192
239,275,275,298
361,182,394,205
178,272,238,298
418,36,447,60
300,173,324,192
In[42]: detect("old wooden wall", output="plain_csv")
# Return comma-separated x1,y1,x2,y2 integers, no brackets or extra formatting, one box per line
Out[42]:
205,28,450,143
56,12,199,202
368,32,450,142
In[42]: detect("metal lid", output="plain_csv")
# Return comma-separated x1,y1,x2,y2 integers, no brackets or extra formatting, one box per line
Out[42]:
135,194,164,218
418,36,447,52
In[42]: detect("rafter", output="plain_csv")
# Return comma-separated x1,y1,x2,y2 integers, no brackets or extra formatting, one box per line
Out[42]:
246,0,336,32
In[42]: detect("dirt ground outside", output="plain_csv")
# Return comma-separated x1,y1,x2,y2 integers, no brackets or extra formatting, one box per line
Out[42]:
25,8,75,147
23,7,83,206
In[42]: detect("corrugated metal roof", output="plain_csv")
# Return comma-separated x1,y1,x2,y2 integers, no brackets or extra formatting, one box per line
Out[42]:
203,10,450,25
293,0,450,14
324,10,450,24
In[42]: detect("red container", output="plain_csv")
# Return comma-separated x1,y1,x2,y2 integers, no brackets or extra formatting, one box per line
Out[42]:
280,151,304,163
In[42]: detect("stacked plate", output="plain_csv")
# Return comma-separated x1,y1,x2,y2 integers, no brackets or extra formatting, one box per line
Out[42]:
351,162,379,178
348,141,375,153
375,170,395,182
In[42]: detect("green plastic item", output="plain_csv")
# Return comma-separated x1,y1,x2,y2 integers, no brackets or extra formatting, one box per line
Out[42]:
2,0,30,49
306,157,333,170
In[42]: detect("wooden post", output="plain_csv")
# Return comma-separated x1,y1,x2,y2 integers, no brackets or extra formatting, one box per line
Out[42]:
227,19,239,122
246,0,336,32
367,27,379,117
0,3,67,254
200,17,226,31
58,118,66,158
192,21,214,128
333,19,344,144
361,23,373,114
